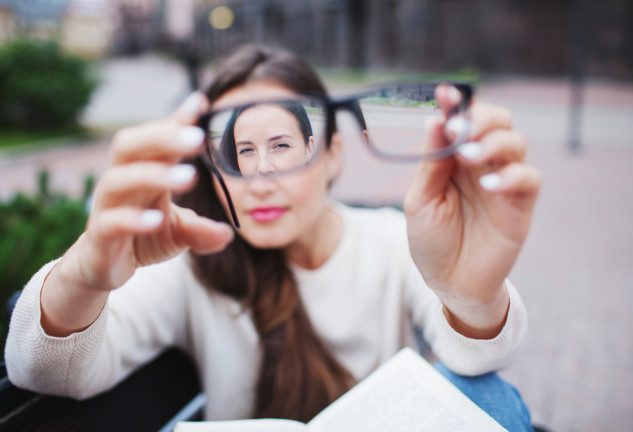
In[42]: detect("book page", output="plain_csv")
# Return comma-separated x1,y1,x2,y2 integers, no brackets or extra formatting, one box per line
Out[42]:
175,418,307,432
307,348,507,432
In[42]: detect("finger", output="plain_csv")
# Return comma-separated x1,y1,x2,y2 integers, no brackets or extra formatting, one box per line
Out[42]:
95,163,198,208
170,92,210,124
478,163,542,207
171,204,234,254
455,130,527,167
88,207,165,241
444,101,513,145
467,102,513,140
405,117,456,211
436,84,471,144
110,93,209,165
435,83,463,117
110,122,205,165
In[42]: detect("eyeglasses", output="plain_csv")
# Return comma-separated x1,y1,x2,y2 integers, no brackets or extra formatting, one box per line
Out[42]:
197,81,474,228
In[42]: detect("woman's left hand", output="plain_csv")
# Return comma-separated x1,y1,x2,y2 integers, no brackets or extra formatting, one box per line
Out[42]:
404,85,541,339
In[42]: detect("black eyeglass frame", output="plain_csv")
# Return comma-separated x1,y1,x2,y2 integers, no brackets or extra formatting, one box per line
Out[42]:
197,81,474,230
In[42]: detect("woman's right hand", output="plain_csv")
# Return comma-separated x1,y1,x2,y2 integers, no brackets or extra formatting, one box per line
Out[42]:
40,93,234,335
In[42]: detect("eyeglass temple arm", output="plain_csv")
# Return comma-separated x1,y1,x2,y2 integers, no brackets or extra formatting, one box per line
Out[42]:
200,154,241,230
211,163,240,230
197,113,240,230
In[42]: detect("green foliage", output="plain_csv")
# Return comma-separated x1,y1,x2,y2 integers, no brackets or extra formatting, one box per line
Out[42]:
0,38,99,131
0,171,92,360
0,129,85,149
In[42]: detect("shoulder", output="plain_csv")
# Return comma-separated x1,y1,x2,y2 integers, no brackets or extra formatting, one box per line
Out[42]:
333,202,409,263
336,203,407,240
336,201,405,224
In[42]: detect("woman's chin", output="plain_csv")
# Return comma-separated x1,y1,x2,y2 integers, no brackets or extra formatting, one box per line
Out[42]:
238,230,292,250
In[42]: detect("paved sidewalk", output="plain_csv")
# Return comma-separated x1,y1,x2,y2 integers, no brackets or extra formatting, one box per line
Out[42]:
478,79,633,432
1,55,632,431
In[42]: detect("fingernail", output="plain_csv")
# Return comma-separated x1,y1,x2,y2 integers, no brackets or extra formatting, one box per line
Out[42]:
178,126,205,149
447,86,462,104
445,116,470,143
479,173,503,191
168,164,196,185
182,92,204,117
141,209,164,227
457,142,482,159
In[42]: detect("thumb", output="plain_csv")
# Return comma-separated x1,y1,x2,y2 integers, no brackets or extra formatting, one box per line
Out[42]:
406,117,456,209
172,204,234,255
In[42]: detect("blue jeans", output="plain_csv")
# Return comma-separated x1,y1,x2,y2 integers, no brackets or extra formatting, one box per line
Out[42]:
434,363,533,432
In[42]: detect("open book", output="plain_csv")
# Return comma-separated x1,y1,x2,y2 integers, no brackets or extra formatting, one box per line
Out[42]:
175,347,507,432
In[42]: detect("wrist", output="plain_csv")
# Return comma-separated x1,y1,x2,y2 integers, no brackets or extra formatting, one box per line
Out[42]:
40,251,110,337
440,281,510,339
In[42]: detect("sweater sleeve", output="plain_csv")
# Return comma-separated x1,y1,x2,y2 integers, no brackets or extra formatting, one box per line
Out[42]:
405,258,528,376
417,279,528,376
5,255,191,399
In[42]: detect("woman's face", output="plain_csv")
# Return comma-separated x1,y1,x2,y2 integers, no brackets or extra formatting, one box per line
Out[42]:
212,81,341,250
232,104,315,177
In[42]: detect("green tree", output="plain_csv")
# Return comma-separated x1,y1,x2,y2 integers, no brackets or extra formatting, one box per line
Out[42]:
0,39,99,131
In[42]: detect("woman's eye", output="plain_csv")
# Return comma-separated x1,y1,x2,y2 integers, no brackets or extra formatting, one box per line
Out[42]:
238,148,255,156
273,142,291,150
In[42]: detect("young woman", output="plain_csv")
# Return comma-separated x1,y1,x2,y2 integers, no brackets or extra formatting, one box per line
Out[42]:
6,45,540,430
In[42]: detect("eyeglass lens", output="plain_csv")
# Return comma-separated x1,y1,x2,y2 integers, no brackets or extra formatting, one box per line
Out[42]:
354,82,463,161
206,97,328,178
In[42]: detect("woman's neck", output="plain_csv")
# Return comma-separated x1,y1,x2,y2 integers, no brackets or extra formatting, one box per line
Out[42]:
284,206,343,270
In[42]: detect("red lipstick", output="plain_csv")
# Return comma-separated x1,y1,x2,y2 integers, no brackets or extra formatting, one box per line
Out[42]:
249,207,287,223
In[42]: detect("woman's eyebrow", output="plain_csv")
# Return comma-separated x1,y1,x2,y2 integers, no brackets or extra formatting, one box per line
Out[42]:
267,134,293,142
236,134,293,146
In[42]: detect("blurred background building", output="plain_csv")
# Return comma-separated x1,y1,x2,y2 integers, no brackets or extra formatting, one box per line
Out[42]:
0,0,631,79
192,0,633,78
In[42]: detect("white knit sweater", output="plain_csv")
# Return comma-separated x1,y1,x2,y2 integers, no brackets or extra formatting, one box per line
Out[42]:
5,204,527,421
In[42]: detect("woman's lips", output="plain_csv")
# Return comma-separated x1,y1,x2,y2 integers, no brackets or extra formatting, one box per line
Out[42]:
249,207,287,222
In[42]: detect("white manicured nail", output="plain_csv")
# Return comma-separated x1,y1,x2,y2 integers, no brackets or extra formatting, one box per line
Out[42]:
457,142,482,159
177,126,204,149
168,164,196,185
447,86,462,104
445,116,470,143
479,173,503,191
182,92,204,117
141,209,164,227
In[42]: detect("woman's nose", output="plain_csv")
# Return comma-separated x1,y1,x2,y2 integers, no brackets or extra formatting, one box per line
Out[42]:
256,154,276,176
247,171,277,197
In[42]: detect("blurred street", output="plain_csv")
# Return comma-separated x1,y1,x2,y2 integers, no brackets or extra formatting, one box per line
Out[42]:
1,55,632,432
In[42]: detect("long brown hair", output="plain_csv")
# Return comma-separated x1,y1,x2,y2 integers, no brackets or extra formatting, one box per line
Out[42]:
176,45,354,422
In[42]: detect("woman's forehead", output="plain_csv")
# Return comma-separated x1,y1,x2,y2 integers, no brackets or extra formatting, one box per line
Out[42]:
234,104,301,136
213,81,298,110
